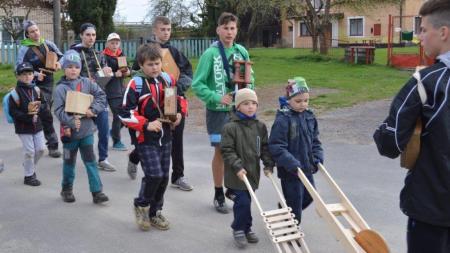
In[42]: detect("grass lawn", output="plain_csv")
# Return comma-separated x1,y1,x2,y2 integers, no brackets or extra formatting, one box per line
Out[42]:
1,47,414,111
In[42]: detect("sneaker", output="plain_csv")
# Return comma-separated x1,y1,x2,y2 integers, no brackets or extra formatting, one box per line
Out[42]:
245,230,259,243
134,205,151,231
213,196,229,214
225,188,236,202
48,149,61,158
171,177,193,191
233,230,247,248
112,141,127,151
127,161,137,180
24,173,41,186
150,211,170,230
92,191,109,204
98,160,116,172
61,188,76,203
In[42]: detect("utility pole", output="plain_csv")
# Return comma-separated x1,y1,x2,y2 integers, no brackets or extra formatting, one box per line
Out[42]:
53,0,61,48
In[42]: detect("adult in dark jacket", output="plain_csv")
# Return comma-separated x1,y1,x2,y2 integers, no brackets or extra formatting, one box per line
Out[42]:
16,20,63,158
130,16,193,190
102,33,130,151
70,23,115,172
373,1,450,252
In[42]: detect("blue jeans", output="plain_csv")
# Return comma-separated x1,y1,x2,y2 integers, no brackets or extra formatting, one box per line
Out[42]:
281,175,314,224
230,189,252,232
93,110,109,162
62,135,102,193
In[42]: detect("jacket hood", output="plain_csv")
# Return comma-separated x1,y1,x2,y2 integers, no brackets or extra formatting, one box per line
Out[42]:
20,38,45,47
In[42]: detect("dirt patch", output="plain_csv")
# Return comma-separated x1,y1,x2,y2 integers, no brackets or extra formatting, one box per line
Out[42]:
185,86,391,145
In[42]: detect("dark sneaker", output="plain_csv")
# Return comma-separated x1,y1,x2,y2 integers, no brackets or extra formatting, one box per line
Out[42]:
246,230,259,243
61,189,76,203
225,188,236,202
134,205,150,231
127,161,137,180
98,160,116,172
171,177,193,191
112,141,127,151
48,149,61,158
233,230,247,248
213,196,229,214
24,173,41,186
150,211,170,230
92,191,109,204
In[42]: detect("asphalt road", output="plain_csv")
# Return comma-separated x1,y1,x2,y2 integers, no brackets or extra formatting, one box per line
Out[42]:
0,116,407,253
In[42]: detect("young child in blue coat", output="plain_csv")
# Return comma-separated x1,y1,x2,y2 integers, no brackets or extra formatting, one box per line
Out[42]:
268,77,323,224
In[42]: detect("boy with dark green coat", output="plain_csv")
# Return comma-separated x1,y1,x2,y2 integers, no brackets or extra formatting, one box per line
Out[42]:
221,88,274,248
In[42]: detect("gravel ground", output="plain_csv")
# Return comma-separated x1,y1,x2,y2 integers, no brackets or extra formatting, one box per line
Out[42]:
185,87,392,145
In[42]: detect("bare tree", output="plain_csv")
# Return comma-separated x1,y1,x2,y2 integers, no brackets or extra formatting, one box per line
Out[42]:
0,0,49,42
145,0,200,28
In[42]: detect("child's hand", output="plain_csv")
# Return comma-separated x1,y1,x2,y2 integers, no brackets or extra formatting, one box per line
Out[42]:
85,109,96,118
74,117,81,131
173,113,182,127
263,167,273,177
55,62,61,71
221,94,233,105
237,169,247,181
37,71,46,81
115,70,122,78
64,128,72,138
147,120,162,132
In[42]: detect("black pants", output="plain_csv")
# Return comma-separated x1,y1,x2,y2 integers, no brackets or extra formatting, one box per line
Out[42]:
171,116,185,183
40,90,58,150
128,116,186,184
108,98,123,144
407,218,450,253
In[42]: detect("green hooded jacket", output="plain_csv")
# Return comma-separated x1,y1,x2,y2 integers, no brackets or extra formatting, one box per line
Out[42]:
221,112,274,191
192,42,254,112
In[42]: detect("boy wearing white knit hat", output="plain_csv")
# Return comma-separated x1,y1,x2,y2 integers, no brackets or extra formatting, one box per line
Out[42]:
220,88,274,248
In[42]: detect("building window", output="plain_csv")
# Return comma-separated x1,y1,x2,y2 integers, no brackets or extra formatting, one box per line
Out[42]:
288,26,293,32
299,22,311,37
373,24,381,36
414,16,421,35
348,17,364,37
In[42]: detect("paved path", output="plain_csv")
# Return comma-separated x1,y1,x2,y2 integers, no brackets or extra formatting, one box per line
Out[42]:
0,111,407,253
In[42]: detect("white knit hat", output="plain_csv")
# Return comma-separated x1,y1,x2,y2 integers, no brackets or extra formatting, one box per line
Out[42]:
235,88,258,108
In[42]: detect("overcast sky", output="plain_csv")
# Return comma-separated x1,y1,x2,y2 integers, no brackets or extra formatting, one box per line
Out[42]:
115,0,150,23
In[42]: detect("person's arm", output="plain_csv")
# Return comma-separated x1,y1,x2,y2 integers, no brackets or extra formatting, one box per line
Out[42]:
268,114,302,172
373,77,422,158
221,124,244,175
192,50,222,105
88,79,107,115
46,40,63,58
118,78,148,132
53,86,76,129
172,47,193,93
311,116,324,165
9,95,33,123
260,124,275,172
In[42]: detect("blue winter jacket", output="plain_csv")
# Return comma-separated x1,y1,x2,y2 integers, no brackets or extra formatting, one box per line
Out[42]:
269,106,323,179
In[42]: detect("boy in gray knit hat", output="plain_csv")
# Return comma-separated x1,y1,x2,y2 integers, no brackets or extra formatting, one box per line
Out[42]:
53,49,109,204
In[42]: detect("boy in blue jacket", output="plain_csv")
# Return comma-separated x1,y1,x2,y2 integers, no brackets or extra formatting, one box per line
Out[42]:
268,77,323,224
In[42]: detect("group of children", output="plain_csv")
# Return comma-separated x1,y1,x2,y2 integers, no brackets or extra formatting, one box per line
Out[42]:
7,12,323,250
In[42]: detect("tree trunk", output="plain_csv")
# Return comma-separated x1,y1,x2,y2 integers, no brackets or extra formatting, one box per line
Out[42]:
319,22,331,55
311,34,318,53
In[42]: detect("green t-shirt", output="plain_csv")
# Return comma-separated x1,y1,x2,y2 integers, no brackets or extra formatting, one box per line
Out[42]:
192,42,254,111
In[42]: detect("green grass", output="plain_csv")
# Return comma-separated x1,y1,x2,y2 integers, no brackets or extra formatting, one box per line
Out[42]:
1,47,414,111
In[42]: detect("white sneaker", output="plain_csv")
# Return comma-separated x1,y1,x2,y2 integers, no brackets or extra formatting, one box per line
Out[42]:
98,159,116,172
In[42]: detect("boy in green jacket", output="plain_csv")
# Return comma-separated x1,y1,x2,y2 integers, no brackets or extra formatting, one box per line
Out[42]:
221,88,274,248
192,12,254,214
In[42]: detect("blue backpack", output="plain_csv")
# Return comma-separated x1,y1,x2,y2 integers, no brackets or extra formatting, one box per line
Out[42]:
2,87,40,124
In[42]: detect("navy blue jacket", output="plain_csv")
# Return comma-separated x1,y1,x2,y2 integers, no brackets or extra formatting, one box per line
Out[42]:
373,58,450,227
269,107,323,179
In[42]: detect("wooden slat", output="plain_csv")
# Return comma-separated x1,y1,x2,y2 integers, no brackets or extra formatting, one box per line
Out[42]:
281,241,293,253
274,233,303,243
268,220,298,229
326,203,347,214
271,226,300,236
262,208,290,217
265,213,294,223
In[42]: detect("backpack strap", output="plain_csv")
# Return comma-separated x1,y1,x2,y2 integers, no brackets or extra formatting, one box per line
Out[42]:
10,89,20,105
413,71,427,105
31,46,46,65
160,72,172,87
